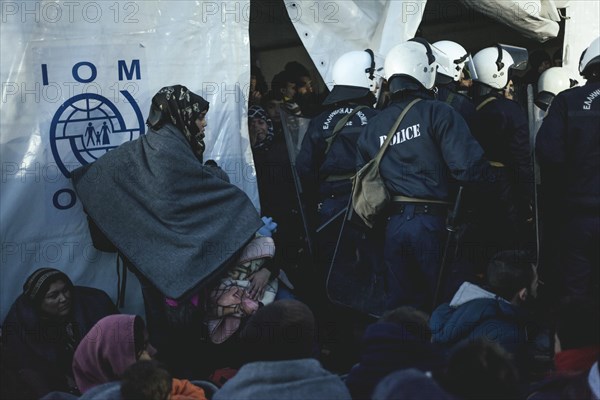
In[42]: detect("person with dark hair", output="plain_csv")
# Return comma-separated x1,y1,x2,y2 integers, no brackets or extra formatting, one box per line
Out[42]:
345,306,443,400
441,339,520,400
122,360,206,400
536,36,600,301
522,49,553,85
213,299,351,400
430,250,538,360
1,268,117,398
270,70,301,116
121,361,172,400
285,61,321,117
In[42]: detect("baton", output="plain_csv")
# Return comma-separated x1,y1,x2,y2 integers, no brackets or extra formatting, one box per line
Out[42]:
432,186,464,310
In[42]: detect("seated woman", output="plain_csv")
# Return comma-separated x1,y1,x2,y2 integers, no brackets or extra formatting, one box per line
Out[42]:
72,314,206,399
1,268,117,398
73,314,154,393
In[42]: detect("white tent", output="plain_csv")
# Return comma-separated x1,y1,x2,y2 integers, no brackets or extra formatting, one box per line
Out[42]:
1,0,598,322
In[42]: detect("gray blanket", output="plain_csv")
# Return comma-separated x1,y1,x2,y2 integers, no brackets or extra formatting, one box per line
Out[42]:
71,124,262,299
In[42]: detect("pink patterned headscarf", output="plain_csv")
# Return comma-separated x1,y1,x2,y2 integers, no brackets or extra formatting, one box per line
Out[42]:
72,314,153,393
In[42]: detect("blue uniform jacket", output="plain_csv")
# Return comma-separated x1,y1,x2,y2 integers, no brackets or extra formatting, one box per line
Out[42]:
471,92,533,201
296,103,378,196
536,82,600,209
437,84,476,128
356,92,488,201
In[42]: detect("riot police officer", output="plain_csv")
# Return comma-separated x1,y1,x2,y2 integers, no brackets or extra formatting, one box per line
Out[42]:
535,67,575,112
470,45,534,259
536,36,600,300
433,40,477,125
296,49,380,262
533,66,576,301
356,39,489,311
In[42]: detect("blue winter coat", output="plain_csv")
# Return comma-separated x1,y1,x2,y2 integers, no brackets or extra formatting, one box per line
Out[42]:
429,282,529,356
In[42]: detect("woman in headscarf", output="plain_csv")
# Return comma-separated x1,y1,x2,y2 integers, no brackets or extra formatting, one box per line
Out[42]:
1,268,117,398
72,314,206,400
146,85,209,162
71,85,263,377
72,315,154,393
248,105,300,297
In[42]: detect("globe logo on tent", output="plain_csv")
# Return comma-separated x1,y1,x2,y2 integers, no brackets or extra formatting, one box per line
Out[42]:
50,90,145,177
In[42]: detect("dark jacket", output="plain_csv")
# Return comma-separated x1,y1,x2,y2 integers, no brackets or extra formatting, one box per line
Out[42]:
437,84,476,128
357,92,488,201
536,82,600,210
296,102,378,197
345,322,443,400
429,282,528,357
1,287,117,398
471,92,533,204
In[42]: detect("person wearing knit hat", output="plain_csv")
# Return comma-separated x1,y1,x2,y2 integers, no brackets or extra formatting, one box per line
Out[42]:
2,268,117,398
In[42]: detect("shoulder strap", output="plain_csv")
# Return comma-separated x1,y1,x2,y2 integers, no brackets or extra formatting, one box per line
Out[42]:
476,96,497,111
374,98,421,164
324,105,369,154
445,92,455,105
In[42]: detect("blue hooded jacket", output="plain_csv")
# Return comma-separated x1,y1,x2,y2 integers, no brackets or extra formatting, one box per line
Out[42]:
429,282,528,356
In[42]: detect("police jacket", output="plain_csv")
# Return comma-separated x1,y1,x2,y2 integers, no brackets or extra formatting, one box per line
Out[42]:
436,83,476,127
296,100,378,196
471,91,534,202
356,91,488,201
536,82,600,209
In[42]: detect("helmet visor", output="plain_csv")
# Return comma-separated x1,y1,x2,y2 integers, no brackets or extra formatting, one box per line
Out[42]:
499,44,529,71
431,43,452,77
463,54,478,81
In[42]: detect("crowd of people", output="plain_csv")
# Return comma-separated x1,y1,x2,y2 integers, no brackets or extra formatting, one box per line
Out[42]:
1,35,599,399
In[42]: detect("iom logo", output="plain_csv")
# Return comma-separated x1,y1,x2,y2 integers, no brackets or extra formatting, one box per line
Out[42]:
44,59,145,210
50,90,145,178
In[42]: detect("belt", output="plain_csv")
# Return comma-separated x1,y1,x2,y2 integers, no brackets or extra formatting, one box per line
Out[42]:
324,172,355,182
389,202,448,217
392,195,449,205
489,161,505,168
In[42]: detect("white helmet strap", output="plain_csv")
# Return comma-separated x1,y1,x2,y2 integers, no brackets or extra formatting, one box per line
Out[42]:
495,44,505,72
364,48,376,80
409,37,435,65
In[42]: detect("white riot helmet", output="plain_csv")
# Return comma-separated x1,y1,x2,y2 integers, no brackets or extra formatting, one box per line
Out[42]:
323,49,378,105
434,40,469,82
579,36,600,78
385,38,439,90
472,44,528,90
473,46,513,89
535,67,573,111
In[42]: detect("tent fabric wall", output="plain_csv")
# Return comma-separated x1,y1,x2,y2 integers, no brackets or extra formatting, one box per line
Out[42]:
285,0,427,89
459,0,562,42
562,1,600,81
0,0,255,321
